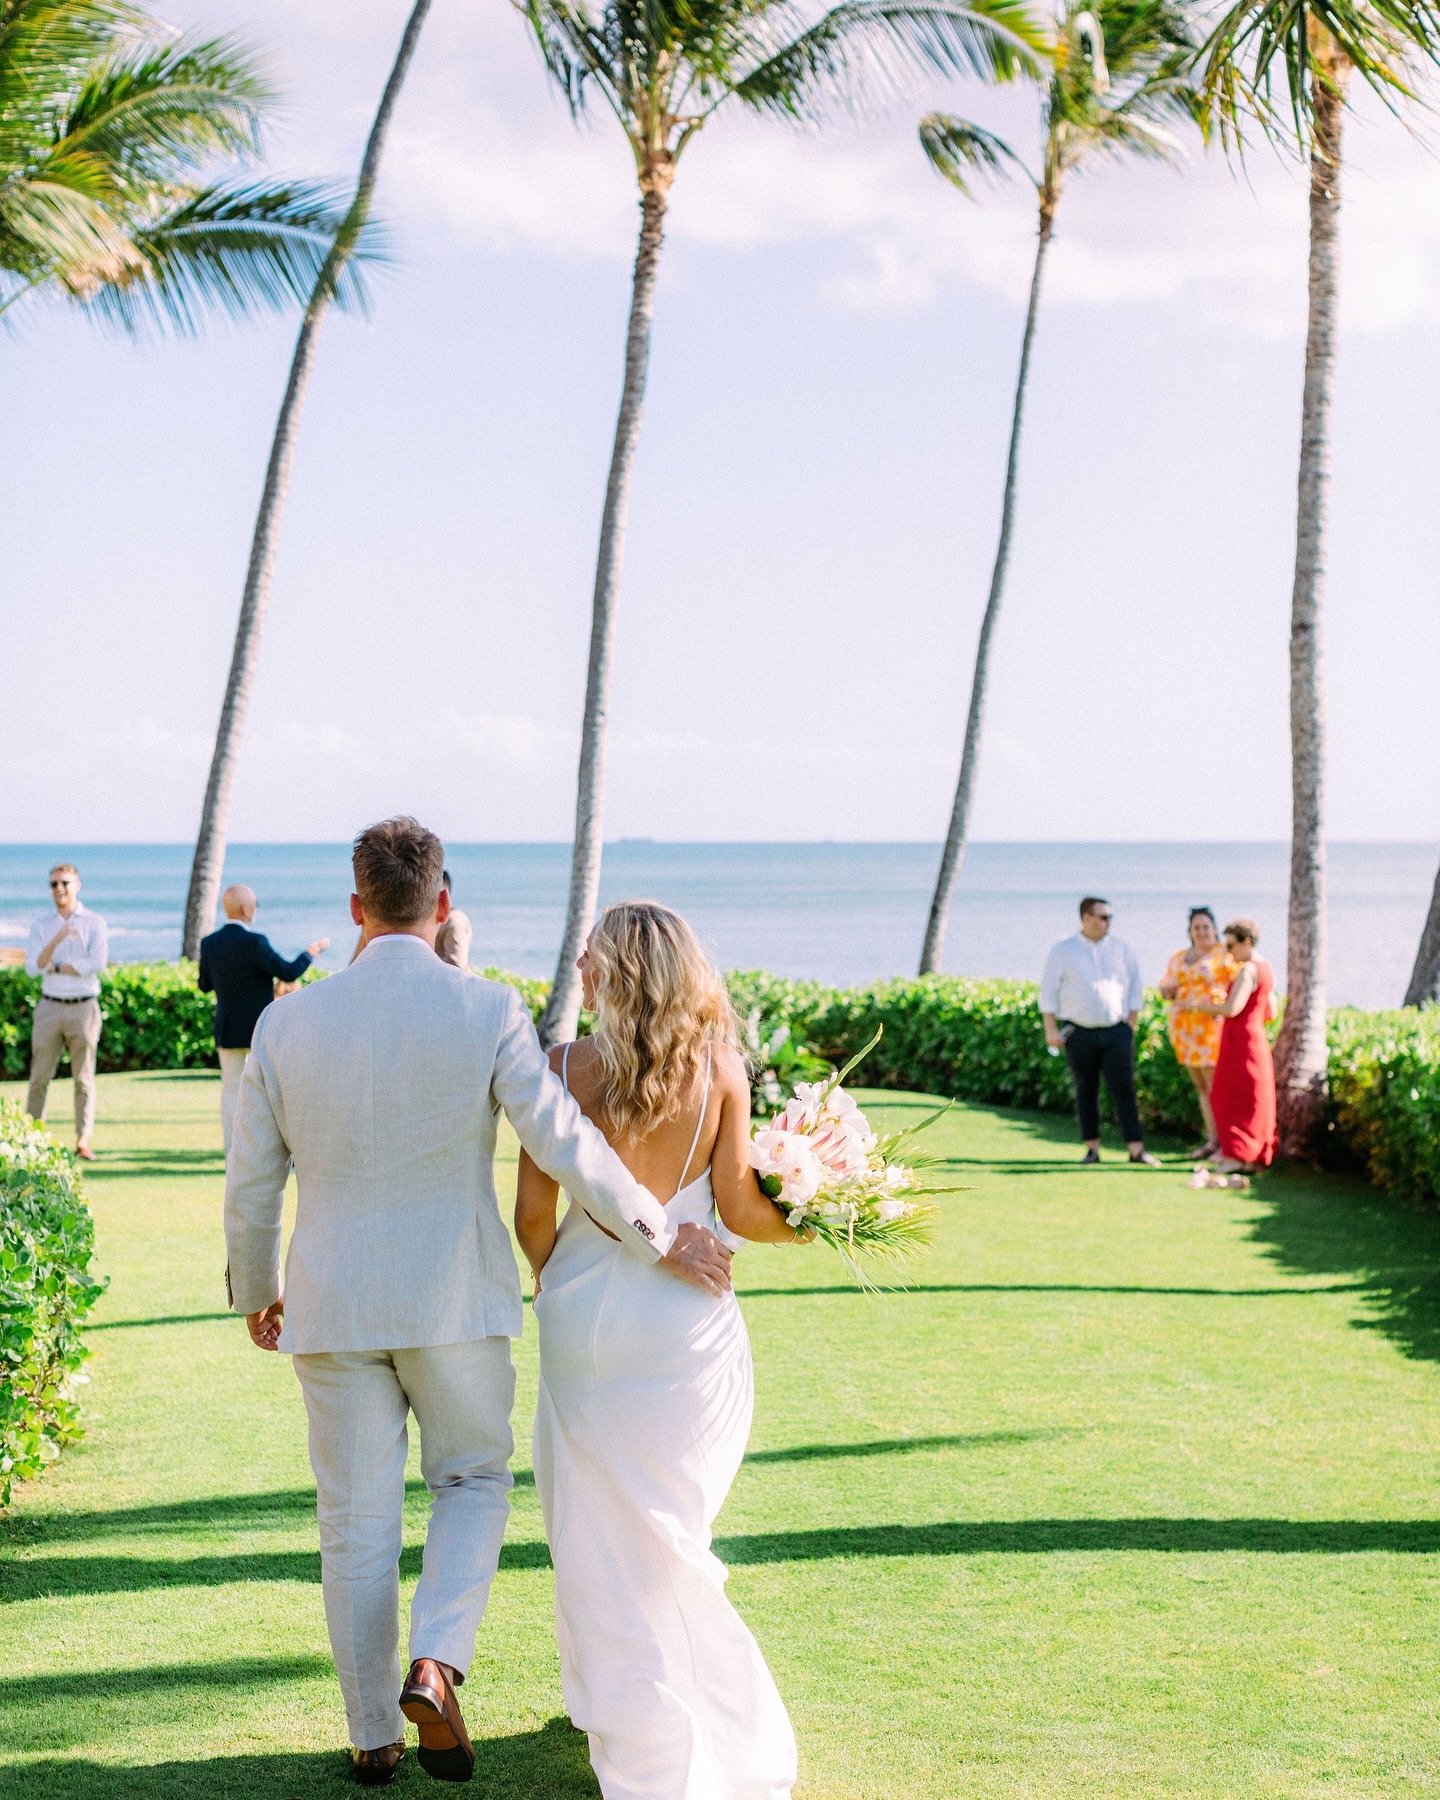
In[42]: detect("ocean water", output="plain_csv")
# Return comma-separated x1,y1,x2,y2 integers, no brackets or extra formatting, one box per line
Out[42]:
0,841,1434,1012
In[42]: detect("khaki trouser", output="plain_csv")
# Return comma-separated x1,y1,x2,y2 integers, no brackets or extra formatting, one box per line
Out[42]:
219,1047,249,1154
292,1338,515,1750
27,997,102,1146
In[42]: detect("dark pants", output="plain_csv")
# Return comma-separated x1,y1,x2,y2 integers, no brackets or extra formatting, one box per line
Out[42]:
1063,1022,1143,1144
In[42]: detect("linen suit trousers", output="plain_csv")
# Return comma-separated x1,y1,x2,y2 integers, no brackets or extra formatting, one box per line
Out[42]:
292,1336,516,1750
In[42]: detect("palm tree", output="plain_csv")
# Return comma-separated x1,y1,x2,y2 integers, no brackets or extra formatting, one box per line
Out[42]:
1201,0,1440,1150
1,0,361,331
519,0,1051,1045
181,0,432,960
916,0,1199,977
1403,863,1440,1006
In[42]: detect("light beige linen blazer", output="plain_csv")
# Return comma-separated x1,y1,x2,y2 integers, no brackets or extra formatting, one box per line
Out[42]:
223,932,675,1354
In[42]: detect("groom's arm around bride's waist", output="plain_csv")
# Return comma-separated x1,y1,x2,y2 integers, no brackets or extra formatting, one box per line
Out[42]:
490,987,676,1262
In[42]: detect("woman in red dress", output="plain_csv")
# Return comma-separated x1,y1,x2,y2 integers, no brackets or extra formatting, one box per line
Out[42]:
1204,918,1278,1170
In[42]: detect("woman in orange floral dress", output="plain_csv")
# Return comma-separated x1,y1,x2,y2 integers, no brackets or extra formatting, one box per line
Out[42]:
1158,907,1237,1157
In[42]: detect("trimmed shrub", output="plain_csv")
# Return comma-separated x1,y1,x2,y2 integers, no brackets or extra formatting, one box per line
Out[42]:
1326,1007,1440,1201
1,964,217,1078
0,1101,106,1504
725,972,1200,1132
5,962,1439,1204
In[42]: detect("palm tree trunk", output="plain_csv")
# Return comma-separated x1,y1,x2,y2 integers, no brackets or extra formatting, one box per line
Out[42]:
539,183,669,1045
1274,44,1347,1154
1403,857,1440,1005
919,196,1055,976
180,0,434,959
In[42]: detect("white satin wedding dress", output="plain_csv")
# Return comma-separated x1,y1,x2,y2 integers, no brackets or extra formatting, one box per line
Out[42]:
532,1046,797,1800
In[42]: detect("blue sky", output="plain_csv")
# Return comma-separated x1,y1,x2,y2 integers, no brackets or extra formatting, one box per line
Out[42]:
3,0,1438,845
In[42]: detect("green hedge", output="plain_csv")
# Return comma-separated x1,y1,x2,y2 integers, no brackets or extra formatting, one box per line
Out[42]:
727,972,1197,1130
0,963,545,1079
1326,1006,1440,1203
1,963,219,1078
4,963,1439,1205
0,1101,105,1504
727,970,1440,1204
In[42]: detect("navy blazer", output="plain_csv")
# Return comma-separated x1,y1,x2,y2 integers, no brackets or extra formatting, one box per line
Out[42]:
198,922,313,1050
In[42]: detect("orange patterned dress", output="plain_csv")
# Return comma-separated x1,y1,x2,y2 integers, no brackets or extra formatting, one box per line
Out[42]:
1163,947,1239,1069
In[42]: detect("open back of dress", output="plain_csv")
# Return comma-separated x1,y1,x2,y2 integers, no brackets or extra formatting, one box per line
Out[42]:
531,1046,797,1800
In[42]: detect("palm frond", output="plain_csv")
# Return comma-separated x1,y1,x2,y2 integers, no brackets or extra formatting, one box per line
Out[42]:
919,110,1030,192
517,0,620,119
0,167,137,277
57,37,271,176
0,0,144,169
80,179,380,337
1198,0,1440,147
729,0,1050,121
1039,0,1202,174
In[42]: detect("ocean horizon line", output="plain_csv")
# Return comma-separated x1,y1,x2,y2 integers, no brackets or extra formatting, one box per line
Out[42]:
3,837,1437,851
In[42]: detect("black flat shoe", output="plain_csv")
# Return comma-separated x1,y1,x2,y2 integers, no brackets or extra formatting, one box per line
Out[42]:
1080,1147,1101,1166
1129,1150,1161,1168
349,1741,405,1787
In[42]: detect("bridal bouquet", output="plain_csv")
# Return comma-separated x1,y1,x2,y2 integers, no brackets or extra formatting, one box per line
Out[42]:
748,1028,955,1287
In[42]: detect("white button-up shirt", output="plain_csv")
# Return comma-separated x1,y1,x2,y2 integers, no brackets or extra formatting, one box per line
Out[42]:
26,902,109,999
1039,931,1143,1028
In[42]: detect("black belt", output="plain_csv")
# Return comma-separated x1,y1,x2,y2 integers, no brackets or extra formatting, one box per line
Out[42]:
41,993,96,1005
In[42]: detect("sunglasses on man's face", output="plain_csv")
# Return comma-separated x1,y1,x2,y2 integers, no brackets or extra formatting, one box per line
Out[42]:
50,880,73,890
1093,912,1112,923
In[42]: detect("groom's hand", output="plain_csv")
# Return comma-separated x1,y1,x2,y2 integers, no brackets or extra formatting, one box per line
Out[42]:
246,1300,284,1351
660,1222,733,1297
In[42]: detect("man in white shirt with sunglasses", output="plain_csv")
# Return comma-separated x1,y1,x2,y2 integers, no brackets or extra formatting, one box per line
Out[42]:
25,863,109,1160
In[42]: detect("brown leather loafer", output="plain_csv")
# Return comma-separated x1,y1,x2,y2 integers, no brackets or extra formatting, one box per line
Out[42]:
348,1740,405,1787
400,1657,475,1783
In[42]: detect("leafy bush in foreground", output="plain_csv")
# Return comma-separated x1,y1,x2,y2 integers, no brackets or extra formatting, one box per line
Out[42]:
0,1102,105,1504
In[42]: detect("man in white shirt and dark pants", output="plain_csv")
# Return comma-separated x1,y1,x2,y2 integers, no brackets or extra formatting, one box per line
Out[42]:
25,863,109,1160
1039,896,1159,1167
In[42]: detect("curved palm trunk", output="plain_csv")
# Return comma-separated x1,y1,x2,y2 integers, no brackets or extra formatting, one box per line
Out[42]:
919,196,1055,976
540,184,669,1045
1274,46,1347,1154
1403,857,1440,1005
181,0,434,959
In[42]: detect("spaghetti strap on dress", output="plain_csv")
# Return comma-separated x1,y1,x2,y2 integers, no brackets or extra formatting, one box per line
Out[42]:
532,1045,796,1799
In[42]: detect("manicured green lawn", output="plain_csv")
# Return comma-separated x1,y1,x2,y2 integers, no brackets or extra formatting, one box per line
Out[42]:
3,1070,1439,1798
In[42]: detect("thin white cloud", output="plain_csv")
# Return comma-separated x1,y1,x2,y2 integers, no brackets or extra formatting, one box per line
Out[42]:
382,36,1440,342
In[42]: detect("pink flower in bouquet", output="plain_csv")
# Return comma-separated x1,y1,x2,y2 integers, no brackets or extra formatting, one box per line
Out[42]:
749,1127,824,1205
806,1115,872,1179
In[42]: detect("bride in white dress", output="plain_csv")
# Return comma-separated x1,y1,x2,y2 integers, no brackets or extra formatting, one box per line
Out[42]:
516,900,802,1800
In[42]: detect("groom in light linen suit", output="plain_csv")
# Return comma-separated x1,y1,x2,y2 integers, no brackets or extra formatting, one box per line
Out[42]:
224,818,732,1787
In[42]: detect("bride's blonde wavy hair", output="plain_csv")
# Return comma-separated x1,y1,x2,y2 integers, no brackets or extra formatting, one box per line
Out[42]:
588,900,740,1139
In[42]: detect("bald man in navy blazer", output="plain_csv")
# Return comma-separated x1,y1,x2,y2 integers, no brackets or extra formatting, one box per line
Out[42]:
199,885,329,1152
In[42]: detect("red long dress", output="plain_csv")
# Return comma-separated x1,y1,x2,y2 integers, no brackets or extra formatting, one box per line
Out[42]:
1211,959,1277,1167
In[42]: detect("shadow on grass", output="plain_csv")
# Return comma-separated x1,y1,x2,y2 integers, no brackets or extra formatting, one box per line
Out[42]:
87,1313,235,1333
86,1148,225,1182
746,1430,1061,1463
126,1070,221,1084
8,1518,1440,1601
1249,1162,1440,1366
3,1435,1035,1545
738,1282,1363,1300
0,1656,331,1752
8,1719,598,1798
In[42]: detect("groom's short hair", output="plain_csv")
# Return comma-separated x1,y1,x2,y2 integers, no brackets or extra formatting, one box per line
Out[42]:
353,817,445,924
